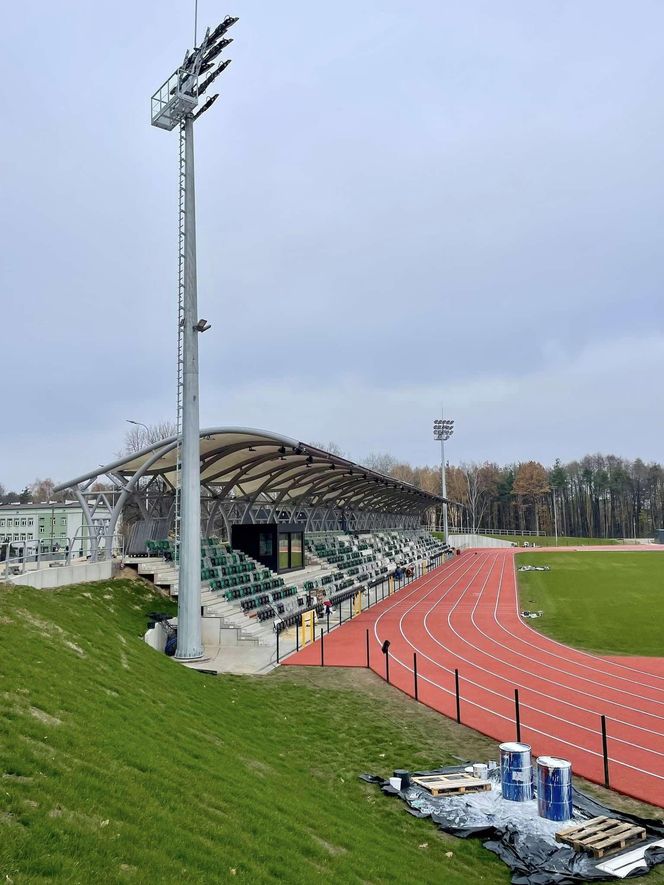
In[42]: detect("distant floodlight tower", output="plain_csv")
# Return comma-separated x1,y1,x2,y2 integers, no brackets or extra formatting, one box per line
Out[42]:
150,15,238,661
433,412,454,543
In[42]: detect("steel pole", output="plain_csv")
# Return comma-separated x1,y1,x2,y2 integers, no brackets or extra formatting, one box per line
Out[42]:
441,408,449,543
175,115,203,661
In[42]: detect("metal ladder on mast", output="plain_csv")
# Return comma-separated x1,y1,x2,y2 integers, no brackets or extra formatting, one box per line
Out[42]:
174,120,187,566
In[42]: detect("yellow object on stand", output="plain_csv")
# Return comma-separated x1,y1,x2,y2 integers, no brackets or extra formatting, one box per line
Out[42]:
301,610,315,646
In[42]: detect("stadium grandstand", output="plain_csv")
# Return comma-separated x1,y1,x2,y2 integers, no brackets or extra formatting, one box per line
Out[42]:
54,427,450,671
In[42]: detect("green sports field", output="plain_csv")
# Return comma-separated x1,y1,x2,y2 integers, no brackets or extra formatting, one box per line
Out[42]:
493,535,619,547
516,551,664,657
433,533,619,546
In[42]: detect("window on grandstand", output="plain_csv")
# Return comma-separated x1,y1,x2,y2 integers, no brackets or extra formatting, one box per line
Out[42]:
278,535,289,569
290,533,303,568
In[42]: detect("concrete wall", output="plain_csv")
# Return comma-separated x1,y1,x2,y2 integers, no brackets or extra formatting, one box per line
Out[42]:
449,534,514,549
4,559,113,588
145,621,169,653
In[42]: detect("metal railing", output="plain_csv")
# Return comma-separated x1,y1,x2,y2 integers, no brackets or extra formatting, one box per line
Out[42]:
1,532,125,580
272,550,452,665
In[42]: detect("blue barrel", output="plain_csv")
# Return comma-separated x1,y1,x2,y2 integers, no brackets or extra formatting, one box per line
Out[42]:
499,742,533,801
537,756,573,821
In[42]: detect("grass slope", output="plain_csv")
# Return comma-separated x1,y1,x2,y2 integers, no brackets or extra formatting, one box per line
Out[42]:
517,552,664,656
0,579,512,884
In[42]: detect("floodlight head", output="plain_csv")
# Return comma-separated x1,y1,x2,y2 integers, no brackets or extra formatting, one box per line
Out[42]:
202,37,233,66
198,59,232,96
194,318,211,332
209,15,239,42
192,94,220,120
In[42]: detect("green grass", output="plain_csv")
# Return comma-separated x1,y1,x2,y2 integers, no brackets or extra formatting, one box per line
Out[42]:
0,578,508,884
433,532,618,546
2,578,661,885
517,551,664,656
490,535,619,547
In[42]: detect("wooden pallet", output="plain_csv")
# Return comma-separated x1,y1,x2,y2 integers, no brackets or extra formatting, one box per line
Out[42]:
556,816,647,858
411,773,492,796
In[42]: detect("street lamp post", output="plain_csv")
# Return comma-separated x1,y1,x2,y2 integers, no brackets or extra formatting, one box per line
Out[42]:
126,418,150,438
433,411,454,544
150,14,237,661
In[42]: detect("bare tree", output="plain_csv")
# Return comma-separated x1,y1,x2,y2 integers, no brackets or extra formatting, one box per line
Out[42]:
460,463,498,532
122,420,177,455
362,452,398,475
309,441,347,458
30,478,56,502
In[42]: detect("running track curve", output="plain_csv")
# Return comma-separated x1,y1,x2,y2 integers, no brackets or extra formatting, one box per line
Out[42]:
284,547,664,808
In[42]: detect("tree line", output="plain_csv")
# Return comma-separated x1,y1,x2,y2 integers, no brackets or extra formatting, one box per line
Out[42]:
363,453,664,539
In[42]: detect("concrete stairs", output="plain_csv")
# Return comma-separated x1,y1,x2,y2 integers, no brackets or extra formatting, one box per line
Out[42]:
125,556,179,596
200,591,276,647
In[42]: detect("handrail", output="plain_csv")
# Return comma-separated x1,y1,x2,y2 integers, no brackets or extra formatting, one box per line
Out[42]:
1,533,125,579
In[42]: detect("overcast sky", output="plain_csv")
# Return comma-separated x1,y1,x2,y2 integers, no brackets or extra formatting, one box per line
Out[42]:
1,0,663,489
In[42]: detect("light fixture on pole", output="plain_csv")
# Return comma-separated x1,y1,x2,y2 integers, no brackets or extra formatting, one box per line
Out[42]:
433,413,454,543
126,419,150,433
150,14,238,661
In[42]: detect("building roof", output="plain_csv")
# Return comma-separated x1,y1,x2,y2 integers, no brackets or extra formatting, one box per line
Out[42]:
54,427,444,516
0,502,81,511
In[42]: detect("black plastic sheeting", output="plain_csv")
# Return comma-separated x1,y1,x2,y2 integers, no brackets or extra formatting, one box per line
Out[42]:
360,766,664,885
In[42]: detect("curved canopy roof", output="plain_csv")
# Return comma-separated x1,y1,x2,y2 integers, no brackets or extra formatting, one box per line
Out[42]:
55,427,444,515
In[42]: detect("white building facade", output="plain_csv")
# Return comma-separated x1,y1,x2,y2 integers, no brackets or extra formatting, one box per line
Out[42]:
0,501,112,556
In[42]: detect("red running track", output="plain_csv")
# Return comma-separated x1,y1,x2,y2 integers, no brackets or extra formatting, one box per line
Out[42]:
285,548,664,808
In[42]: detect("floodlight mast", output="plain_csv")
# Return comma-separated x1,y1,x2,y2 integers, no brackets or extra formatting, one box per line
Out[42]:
150,15,237,661
433,410,454,543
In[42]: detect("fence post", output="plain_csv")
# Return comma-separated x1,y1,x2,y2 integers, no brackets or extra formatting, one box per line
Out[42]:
326,609,330,634
349,596,353,619
413,652,418,701
339,604,342,627
296,619,299,652
601,715,610,787
455,668,461,723
276,628,280,664
320,629,325,667
366,629,370,667
515,689,521,742
385,649,390,684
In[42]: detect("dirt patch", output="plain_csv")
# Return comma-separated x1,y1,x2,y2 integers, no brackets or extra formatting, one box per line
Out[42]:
64,640,86,657
311,834,347,857
15,609,64,636
2,773,33,783
48,806,108,830
29,706,62,727
240,757,274,777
